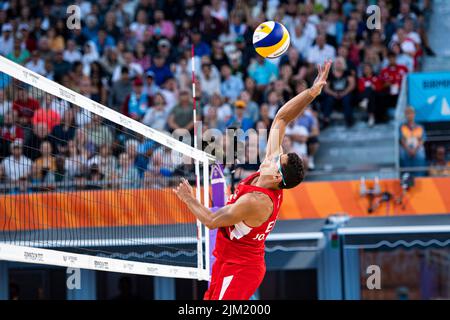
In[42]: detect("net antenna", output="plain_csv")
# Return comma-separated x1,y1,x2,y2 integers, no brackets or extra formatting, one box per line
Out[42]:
0,55,214,281
191,44,211,280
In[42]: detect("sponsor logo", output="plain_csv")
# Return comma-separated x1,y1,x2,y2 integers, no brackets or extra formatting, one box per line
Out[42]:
62,255,78,264
146,267,159,274
123,263,134,271
24,251,44,262
59,88,76,102
91,101,105,114
119,116,132,127
93,260,109,270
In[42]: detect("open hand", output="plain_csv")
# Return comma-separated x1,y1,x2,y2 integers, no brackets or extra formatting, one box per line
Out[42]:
173,178,195,203
310,60,332,98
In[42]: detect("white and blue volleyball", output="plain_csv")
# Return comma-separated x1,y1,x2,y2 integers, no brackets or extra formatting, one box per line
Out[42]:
252,21,290,59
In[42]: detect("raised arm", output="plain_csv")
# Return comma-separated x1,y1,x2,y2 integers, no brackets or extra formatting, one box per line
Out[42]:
264,60,332,161
172,178,271,229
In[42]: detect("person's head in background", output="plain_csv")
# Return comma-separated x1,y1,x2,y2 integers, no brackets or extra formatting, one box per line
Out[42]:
387,51,398,66
120,66,130,82
125,139,139,160
11,139,24,159
234,100,246,119
220,64,232,80
40,141,53,158
362,63,374,77
132,77,144,95
119,152,132,169
259,103,270,120
405,106,416,125
179,90,190,107
77,77,91,97
435,146,447,163
245,77,256,92
153,92,166,110
315,33,327,49
333,56,347,73
267,90,279,106
153,53,166,68
210,92,223,107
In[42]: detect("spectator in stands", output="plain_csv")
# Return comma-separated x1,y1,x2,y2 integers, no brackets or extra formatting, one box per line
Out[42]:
323,57,356,127
86,163,104,190
85,113,113,150
307,33,336,65
266,90,281,120
400,107,426,176
73,77,94,127
148,10,176,40
358,63,384,126
220,64,244,103
168,90,195,136
24,122,50,161
203,102,227,133
116,152,140,189
1,111,24,159
109,66,132,112
32,95,61,133
148,53,172,86
0,139,32,183
63,39,82,64
295,80,320,170
53,50,72,80
379,51,409,110
25,50,46,75
13,85,41,129
142,93,169,132
191,28,211,57
74,128,95,161
64,139,88,180
93,28,115,57
199,59,221,99
124,138,148,177
100,47,122,79
0,89,11,120
49,108,76,155
247,55,278,90
144,70,159,97
238,90,259,125
88,144,117,181
226,100,254,132
7,38,30,65
134,42,151,71
429,146,450,177
32,141,57,184
0,23,14,57
121,77,149,120
210,40,229,70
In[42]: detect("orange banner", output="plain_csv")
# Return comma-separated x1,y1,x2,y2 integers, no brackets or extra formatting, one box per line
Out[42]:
280,177,450,219
1,177,449,231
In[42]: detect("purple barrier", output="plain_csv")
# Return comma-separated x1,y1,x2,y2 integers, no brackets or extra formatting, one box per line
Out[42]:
209,164,226,276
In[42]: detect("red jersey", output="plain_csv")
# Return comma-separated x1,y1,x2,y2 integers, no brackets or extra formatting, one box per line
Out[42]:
379,64,408,94
213,171,283,265
13,98,40,120
358,75,383,92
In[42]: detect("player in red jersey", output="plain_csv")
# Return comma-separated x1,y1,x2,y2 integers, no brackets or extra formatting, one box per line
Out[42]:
173,60,332,300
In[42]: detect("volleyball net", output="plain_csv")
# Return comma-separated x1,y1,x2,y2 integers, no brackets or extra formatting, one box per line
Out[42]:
0,55,214,280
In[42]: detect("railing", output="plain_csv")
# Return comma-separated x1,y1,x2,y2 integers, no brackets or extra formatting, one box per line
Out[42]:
394,76,409,179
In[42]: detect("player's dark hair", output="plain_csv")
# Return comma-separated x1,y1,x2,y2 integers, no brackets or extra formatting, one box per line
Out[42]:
279,152,305,189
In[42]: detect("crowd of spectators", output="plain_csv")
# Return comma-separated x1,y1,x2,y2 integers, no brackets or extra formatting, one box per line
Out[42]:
0,0,447,193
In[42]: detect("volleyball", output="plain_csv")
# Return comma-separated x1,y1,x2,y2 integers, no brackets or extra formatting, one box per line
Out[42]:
252,21,290,59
